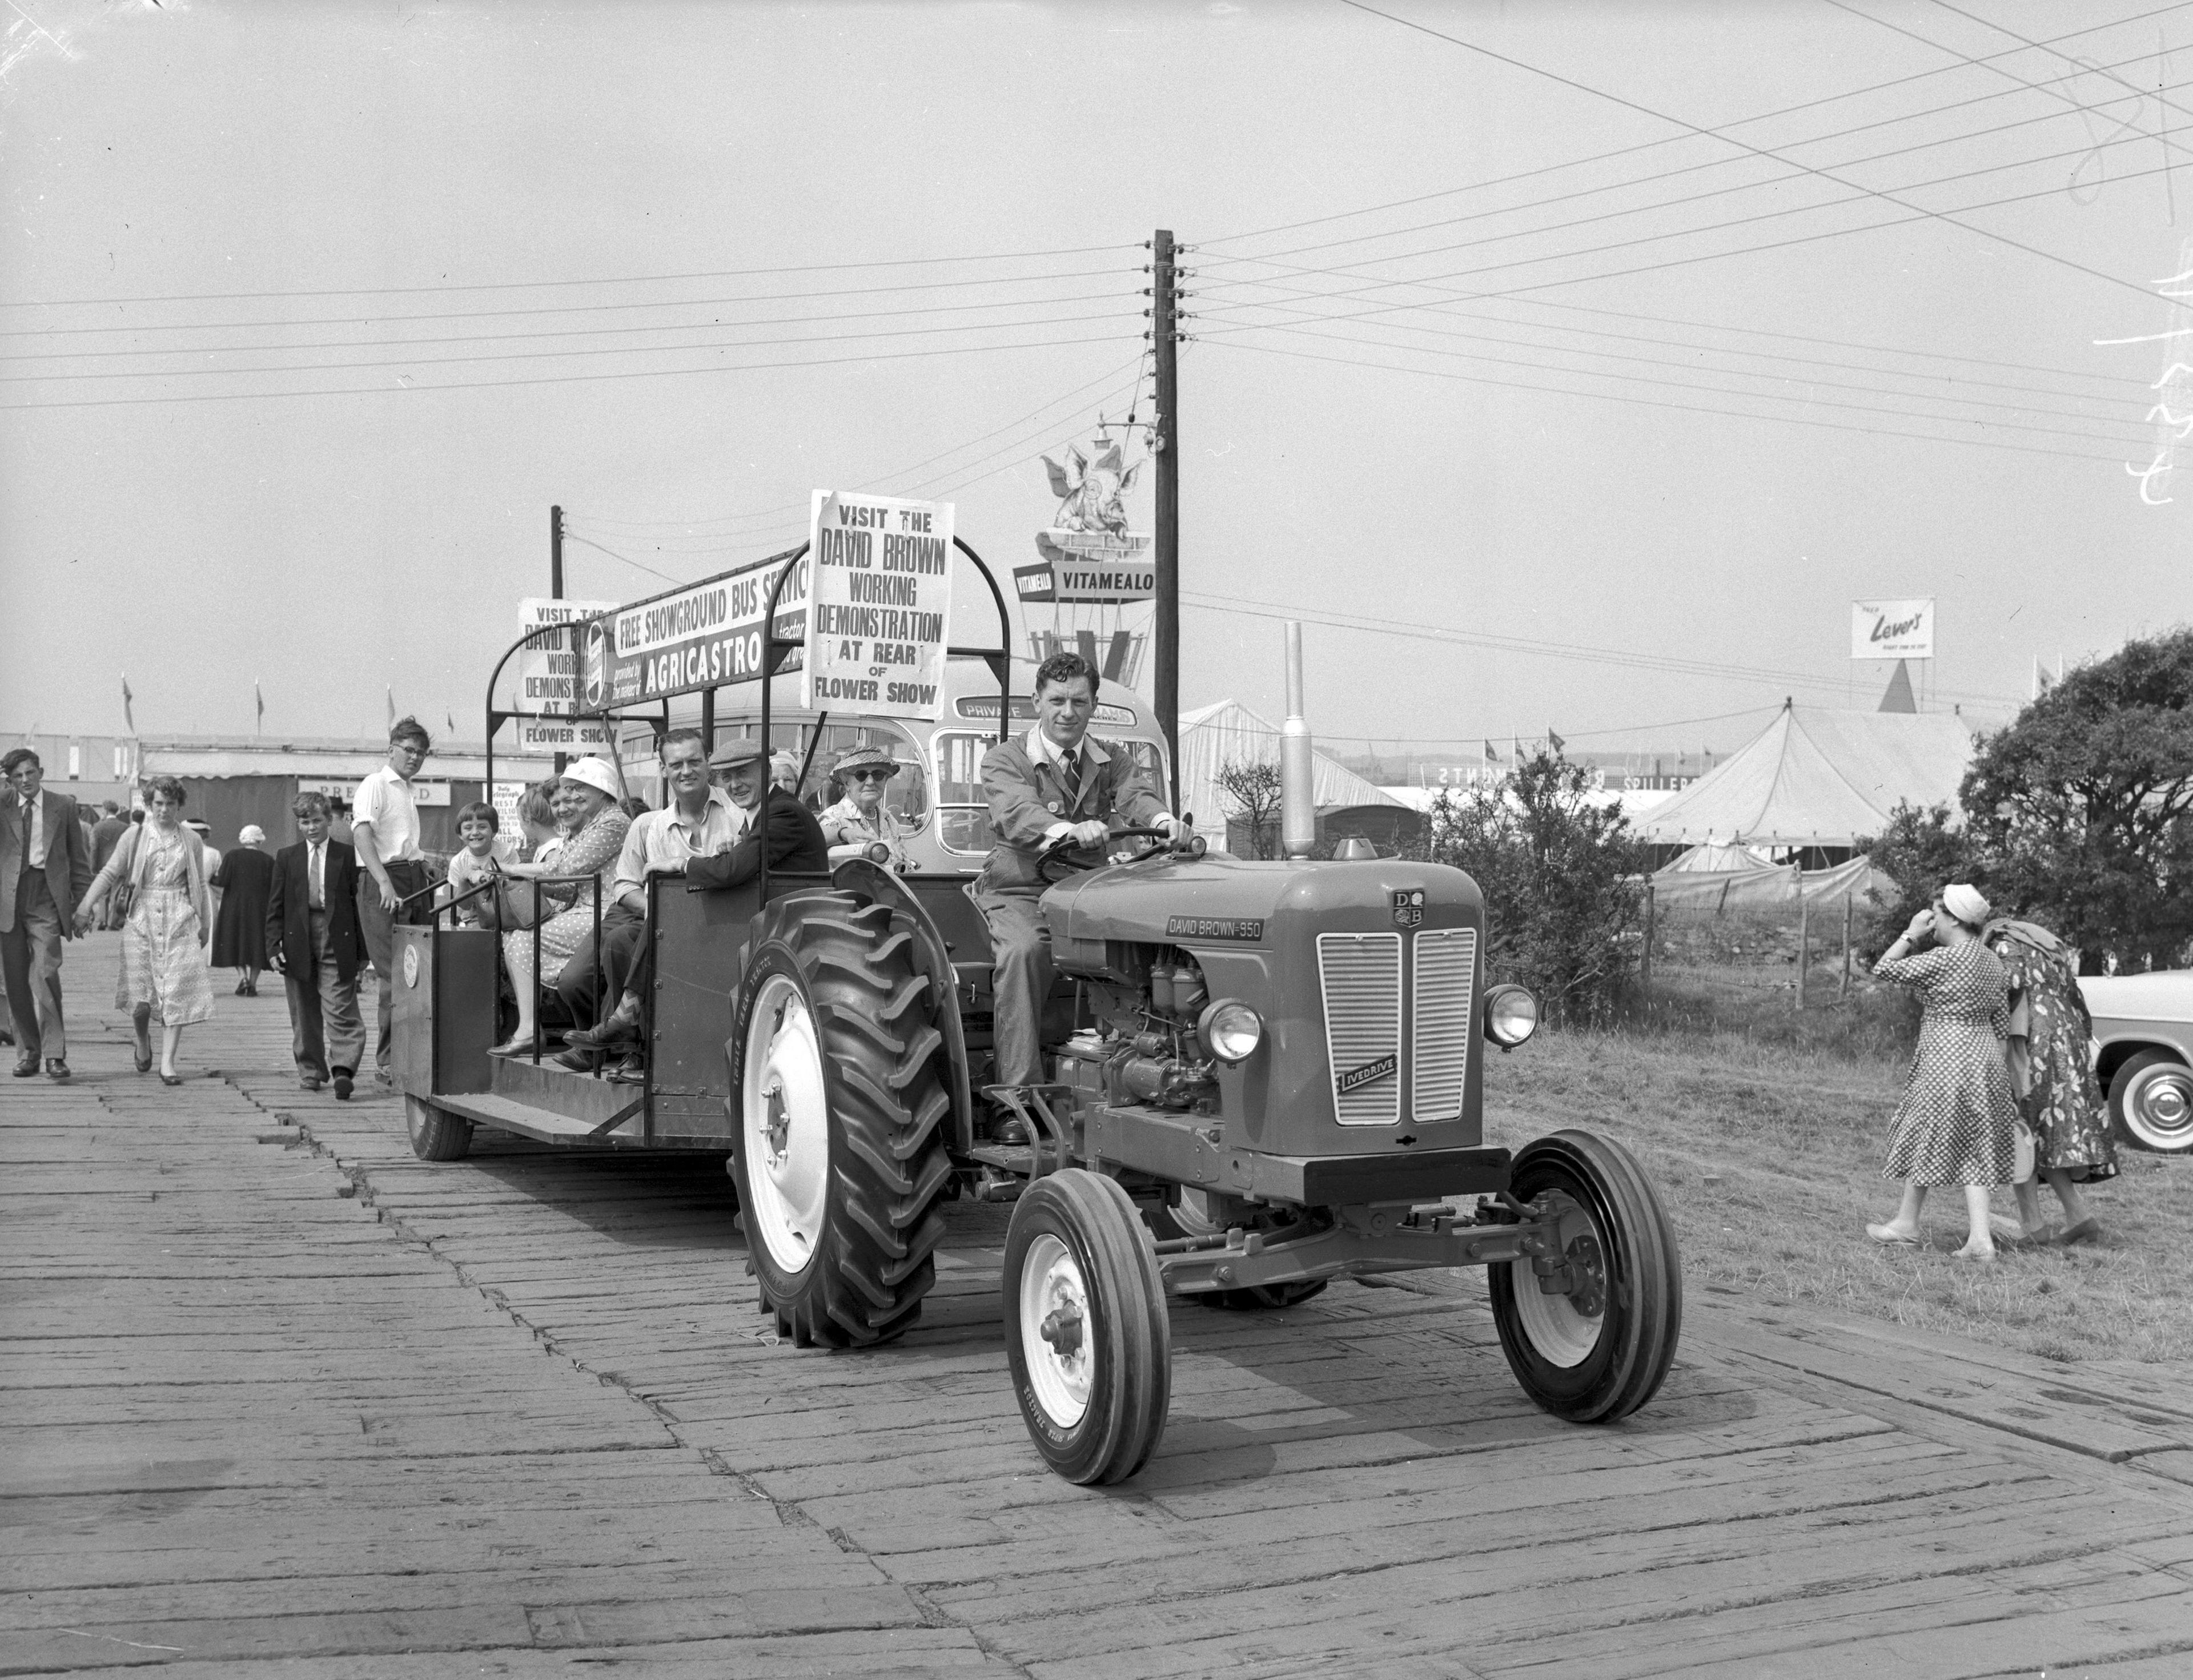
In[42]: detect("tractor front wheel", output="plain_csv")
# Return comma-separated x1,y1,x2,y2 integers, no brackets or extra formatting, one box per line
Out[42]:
1003,1169,1171,1485
1491,1130,1681,1424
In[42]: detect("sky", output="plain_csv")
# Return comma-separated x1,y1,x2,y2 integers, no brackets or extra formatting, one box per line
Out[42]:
3,0,2189,763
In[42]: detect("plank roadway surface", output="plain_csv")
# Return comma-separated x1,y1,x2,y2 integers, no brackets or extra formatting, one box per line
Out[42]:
5,933,2192,1679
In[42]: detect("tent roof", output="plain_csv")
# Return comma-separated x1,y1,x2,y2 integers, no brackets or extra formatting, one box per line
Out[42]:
1177,699,1407,826
1636,704,1977,848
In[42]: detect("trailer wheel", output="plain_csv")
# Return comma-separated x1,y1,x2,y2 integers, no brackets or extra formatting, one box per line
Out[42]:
730,897,953,1349
1491,1130,1681,1424
1200,1280,1330,1311
404,1094,472,1162
2107,1050,2193,1154
1003,1169,1171,1485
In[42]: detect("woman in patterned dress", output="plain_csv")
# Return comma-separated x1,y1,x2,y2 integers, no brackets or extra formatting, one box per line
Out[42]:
1986,917,2115,1245
488,758,630,1057
73,777,216,1084
1865,882,2022,1261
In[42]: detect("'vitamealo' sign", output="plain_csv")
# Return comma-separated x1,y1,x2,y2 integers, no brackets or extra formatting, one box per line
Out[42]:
584,550,809,709
802,491,954,720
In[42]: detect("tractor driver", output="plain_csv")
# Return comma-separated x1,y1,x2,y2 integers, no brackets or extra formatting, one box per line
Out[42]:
974,651,1179,1094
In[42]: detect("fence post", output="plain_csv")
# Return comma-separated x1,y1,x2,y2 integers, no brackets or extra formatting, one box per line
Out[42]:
1840,893,1853,999
1641,882,1655,987
1796,889,1809,1011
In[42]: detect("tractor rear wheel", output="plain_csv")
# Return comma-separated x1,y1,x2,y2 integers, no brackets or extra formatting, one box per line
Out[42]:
1003,1169,1171,1485
1490,1130,1681,1424
730,896,953,1349
405,1094,473,1162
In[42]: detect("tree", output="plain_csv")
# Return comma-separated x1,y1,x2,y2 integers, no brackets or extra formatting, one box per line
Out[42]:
1853,801,1985,960
1214,759,1284,859
1411,751,1646,1023
1961,627,2193,972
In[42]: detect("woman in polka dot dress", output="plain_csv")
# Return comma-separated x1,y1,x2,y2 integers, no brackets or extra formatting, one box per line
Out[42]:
1865,883,2022,1261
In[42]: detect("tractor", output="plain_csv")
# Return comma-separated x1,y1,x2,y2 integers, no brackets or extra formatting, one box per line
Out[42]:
393,535,1681,1484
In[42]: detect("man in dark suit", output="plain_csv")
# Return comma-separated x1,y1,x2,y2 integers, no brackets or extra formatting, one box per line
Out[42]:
975,652,1175,1091
2,748,95,1080
264,791,366,1099
89,802,130,929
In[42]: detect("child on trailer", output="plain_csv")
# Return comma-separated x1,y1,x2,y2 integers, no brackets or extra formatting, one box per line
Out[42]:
442,802,504,927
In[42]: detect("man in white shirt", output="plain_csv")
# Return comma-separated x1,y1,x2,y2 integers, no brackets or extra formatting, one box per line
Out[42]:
555,729,743,1071
352,717,439,1083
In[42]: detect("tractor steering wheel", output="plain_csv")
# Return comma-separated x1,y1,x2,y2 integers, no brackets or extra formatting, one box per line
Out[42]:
1037,825,1178,885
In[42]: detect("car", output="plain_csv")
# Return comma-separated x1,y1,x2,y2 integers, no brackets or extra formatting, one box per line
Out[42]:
2077,970,2193,1155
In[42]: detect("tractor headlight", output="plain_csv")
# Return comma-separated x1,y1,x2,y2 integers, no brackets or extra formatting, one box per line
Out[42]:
1483,984,1539,1049
1198,998,1263,1064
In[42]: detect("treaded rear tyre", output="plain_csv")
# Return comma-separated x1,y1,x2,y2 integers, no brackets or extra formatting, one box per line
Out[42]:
1004,1169,1171,1485
405,1094,473,1162
1490,1129,1681,1424
730,894,953,1349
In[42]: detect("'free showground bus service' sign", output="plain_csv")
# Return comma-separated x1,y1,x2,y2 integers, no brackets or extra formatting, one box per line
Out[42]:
582,549,809,709
802,491,955,721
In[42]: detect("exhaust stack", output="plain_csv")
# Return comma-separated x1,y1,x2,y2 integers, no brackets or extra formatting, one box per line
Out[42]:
1280,621,1316,859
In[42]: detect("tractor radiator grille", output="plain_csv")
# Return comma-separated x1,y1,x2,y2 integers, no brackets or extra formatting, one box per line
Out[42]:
1317,932,1403,1126
1411,927,1478,1121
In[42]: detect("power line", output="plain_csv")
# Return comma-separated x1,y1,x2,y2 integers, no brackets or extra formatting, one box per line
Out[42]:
0,264,1140,343
1196,335,2132,465
0,328,1141,412
1332,0,2175,307
0,243,1144,311
1200,41,2187,278
1197,0,2193,249
0,305,1144,386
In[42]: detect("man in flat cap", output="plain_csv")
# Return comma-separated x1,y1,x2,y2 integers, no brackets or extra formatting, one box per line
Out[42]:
977,651,1177,1092
686,736,830,891
820,743,915,871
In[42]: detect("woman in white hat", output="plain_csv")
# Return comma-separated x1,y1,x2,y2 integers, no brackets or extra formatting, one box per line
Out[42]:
819,744,913,871
1866,882,2023,1261
489,757,631,1057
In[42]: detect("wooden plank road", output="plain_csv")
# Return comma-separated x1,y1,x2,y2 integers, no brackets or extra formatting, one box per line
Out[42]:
5,934,2191,1678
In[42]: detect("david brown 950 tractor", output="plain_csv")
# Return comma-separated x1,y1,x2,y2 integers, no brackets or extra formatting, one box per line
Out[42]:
393,529,1681,1486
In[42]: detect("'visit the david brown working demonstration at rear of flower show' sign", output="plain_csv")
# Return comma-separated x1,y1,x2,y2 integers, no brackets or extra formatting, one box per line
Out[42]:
802,491,955,721
580,548,812,709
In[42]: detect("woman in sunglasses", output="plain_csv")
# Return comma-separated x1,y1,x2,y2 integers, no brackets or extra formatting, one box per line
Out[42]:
820,745,914,871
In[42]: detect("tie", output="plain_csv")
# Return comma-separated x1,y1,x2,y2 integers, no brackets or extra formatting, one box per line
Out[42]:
308,844,324,910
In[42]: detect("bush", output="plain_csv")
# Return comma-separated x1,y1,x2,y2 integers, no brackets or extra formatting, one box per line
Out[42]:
1852,800,1986,962
1411,750,1646,1024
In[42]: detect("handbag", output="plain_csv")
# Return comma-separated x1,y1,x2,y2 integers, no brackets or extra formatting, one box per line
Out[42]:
492,875,556,932
2011,1118,2037,1183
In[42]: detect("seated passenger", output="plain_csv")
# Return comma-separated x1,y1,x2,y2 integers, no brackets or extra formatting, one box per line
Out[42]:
686,736,830,891
974,652,1176,1094
488,758,630,1058
556,729,742,1075
819,745,914,871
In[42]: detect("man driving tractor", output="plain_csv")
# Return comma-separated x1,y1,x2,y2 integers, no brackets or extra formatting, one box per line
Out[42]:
974,651,1180,1095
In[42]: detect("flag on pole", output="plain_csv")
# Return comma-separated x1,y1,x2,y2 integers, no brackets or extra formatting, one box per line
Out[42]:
1547,726,1566,754
446,710,457,738
386,686,396,729
255,680,266,734
1511,733,1524,764
1482,739,1499,765
121,674,135,736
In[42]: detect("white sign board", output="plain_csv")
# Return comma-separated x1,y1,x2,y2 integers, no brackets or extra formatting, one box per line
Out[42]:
491,781,531,835
1851,598,1934,660
517,597,617,716
803,491,954,718
299,777,452,807
514,717,612,755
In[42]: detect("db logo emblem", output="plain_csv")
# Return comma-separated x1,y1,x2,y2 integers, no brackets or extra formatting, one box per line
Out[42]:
1392,889,1425,929
402,946,420,989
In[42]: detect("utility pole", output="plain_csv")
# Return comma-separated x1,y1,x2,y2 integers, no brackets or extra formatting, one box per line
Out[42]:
1152,228,1181,812
551,504,567,775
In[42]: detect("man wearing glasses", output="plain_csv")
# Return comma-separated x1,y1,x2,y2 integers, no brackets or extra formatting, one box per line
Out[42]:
820,744,915,871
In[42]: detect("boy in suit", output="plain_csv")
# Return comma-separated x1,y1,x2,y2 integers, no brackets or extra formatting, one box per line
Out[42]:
2,748,94,1080
974,653,1177,1092
264,791,367,1098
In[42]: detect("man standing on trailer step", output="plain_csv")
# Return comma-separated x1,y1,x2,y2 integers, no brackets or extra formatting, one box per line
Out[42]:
351,717,443,1086
975,651,1177,1100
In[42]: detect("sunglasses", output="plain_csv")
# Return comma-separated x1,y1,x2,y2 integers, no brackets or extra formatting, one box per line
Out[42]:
848,767,895,783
